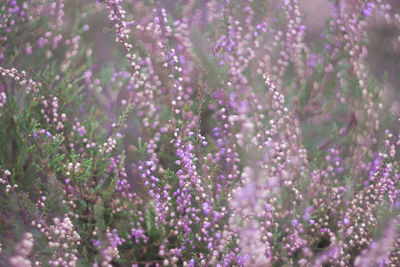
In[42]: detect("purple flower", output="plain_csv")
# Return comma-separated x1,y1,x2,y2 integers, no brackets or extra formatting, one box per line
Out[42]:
93,239,100,247
202,202,210,215
363,3,373,17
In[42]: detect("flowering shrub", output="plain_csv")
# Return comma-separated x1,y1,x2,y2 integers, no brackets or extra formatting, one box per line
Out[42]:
1,0,400,266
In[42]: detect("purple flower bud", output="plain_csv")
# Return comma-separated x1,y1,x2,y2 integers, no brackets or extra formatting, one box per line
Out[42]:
202,203,210,215
93,239,100,247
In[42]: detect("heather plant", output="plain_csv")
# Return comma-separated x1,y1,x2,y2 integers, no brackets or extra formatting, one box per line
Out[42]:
1,0,400,266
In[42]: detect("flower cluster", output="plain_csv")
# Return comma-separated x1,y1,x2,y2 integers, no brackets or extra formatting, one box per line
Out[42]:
9,232,34,267
1,0,400,266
